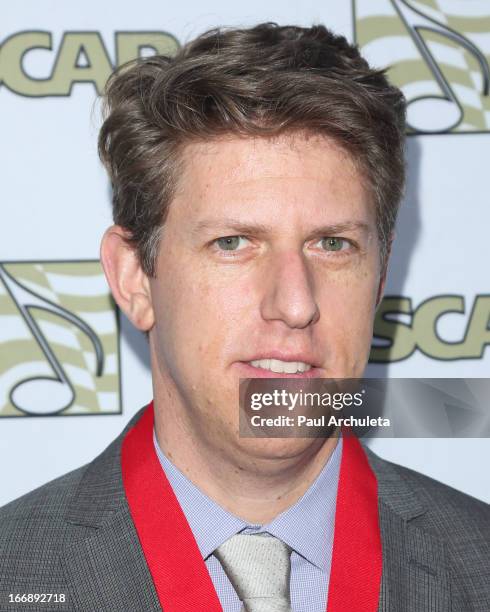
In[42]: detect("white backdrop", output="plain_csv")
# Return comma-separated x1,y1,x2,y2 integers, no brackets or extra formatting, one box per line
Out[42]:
1,0,489,506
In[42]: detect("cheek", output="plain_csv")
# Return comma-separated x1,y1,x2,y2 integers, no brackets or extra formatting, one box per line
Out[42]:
316,265,379,345
152,263,252,370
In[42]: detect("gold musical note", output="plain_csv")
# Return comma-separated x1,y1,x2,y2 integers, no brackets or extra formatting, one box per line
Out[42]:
0,263,103,415
392,0,490,133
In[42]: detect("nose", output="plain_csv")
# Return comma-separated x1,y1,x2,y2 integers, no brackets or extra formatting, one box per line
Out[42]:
260,250,320,329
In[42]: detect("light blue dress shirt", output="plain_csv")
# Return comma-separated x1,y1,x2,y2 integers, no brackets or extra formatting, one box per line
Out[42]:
153,431,342,612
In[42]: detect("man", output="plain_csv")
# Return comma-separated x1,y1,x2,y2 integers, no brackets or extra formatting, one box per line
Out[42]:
0,23,488,612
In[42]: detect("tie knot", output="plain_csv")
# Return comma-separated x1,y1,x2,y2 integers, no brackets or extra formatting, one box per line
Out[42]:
214,533,292,611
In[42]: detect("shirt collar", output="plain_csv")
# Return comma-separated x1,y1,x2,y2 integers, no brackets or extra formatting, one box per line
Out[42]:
153,430,342,572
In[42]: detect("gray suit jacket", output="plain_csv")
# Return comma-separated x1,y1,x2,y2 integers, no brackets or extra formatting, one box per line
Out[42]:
1,406,489,611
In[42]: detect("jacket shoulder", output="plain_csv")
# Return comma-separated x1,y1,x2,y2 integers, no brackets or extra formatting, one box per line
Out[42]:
0,407,145,533
0,463,88,522
0,408,144,597
366,446,490,607
364,444,489,519
0,464,90,608
384,453,489,525
0,408,148,610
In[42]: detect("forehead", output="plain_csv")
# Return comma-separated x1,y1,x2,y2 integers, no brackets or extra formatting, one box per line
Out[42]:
171,131,371,224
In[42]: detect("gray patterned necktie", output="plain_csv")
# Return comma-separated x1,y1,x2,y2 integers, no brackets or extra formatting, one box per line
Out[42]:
214,533,293,612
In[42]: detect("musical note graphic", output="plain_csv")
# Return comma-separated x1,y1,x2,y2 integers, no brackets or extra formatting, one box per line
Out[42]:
0,264,104,416
391,0,490,133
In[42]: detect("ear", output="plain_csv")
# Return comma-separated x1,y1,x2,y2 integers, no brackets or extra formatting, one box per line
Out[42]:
100,225,155,331
375,233,393,309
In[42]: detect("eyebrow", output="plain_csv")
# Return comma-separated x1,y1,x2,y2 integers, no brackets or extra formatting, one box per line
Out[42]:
190,218,271,238
190,217,371,238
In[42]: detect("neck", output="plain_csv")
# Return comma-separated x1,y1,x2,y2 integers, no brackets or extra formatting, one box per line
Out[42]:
153,390,339,524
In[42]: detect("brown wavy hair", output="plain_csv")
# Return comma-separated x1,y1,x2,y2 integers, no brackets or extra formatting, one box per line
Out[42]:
98,22,406,276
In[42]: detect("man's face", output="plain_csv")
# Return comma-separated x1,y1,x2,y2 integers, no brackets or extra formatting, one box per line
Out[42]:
148,132,384,458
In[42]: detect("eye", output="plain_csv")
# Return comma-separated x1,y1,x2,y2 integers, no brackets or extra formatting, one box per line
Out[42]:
214,235,250,251
319,237,349,252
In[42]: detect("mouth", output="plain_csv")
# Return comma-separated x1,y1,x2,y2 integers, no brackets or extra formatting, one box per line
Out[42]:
236,357,324,378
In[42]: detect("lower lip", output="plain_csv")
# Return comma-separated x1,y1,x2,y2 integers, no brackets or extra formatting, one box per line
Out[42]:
235,361,324,379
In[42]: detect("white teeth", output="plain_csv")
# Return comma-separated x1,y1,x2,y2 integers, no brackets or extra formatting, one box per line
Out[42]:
249,358,312,374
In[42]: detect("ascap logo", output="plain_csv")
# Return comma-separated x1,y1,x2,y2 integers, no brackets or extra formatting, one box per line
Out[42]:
0,261,121,417
353,0,490,134
371,295,490,362
0,31,179,97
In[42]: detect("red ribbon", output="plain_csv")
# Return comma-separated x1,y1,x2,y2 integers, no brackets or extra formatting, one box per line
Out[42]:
121,402,381,611
327,426,382,612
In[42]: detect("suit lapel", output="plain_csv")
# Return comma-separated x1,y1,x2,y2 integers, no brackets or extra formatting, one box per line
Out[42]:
363,446,452,612
61,505,162,611
60,407,162,611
